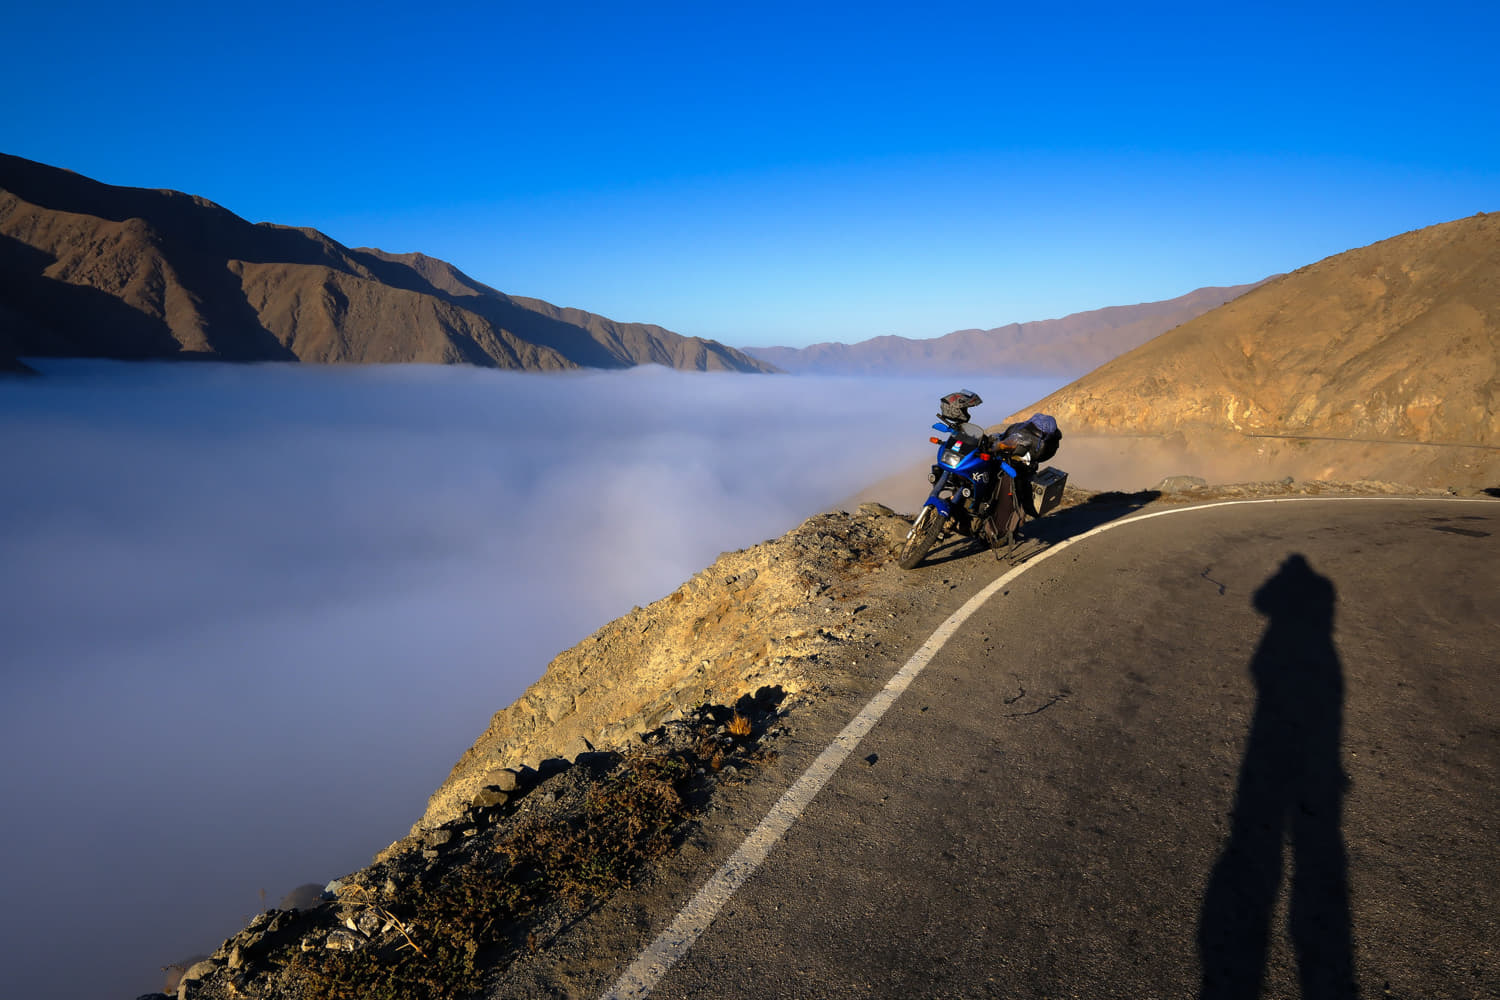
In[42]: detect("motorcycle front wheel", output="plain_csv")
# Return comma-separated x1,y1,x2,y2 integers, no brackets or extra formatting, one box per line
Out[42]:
897,505,945,569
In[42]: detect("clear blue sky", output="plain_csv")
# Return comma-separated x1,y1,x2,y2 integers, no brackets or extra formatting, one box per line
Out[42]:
5,0,1496,347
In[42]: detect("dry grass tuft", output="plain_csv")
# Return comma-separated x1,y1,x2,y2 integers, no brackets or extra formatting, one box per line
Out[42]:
283,752,695,1000
221,702,787,1000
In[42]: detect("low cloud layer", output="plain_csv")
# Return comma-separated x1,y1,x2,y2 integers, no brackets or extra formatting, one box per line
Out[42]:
0,361,1062,997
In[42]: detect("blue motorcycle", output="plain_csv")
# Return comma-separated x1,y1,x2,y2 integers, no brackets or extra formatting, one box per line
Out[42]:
898,391,1065,570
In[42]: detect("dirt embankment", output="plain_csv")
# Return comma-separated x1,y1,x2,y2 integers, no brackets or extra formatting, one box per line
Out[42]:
1014,213,1500,490
1020,430,1500,497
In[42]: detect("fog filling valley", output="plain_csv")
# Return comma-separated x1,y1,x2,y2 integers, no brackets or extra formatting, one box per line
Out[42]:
0,361,1065,997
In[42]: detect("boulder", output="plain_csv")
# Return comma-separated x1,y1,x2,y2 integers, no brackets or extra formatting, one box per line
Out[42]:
472,787,509,809
479,767,521,792
1156,475,1207,493
176,959,220,999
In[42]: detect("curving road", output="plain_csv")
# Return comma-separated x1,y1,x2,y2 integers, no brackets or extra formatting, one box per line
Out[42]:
610,498,1500,1000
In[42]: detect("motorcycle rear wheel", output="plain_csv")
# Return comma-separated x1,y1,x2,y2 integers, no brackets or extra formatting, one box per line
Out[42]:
897,505,945,569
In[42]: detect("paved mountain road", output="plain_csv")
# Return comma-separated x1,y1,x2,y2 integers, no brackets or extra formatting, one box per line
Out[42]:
614,499,1499,999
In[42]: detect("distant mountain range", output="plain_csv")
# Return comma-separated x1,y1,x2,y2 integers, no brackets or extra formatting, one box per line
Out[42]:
1018,212,1499,488
0,153,775,375
740,283,1269,376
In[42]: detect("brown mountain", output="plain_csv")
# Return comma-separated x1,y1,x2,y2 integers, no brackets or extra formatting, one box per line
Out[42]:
742,282,1267,375
1012,213,1500,490
0,153,775,374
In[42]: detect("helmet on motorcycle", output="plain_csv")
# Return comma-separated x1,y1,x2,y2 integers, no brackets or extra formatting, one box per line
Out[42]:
939,389,983,425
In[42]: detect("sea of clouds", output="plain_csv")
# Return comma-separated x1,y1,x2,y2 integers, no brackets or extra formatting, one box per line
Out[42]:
0,361,1065,997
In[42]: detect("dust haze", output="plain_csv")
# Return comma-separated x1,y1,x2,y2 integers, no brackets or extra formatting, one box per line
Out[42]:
0,361,1063,998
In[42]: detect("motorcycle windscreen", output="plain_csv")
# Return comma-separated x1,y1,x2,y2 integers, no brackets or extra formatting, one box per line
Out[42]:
938,430,985,468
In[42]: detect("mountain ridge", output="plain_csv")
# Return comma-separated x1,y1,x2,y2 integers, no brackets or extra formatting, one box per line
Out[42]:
742,282,1269,375
0,153,775,374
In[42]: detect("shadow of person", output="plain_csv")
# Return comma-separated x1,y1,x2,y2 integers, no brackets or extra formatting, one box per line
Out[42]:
1198,554,1356,1000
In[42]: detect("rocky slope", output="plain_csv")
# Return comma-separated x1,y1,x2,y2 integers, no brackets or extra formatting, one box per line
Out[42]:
163,705,788,1000
410,508,909,835
1011,214,1500,489
144,504,915,1000
0,153,774,373
742,282,1266,375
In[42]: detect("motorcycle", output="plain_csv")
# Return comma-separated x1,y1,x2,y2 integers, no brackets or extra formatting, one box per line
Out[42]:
897,391,1065,570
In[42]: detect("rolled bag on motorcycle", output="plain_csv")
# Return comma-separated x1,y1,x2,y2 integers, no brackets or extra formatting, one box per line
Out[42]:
994,413,1063,517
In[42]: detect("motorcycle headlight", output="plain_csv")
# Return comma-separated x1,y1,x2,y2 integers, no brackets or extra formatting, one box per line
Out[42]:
940,452,961,468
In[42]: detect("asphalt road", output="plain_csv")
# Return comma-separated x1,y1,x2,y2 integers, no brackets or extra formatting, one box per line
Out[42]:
629,499,1499,1000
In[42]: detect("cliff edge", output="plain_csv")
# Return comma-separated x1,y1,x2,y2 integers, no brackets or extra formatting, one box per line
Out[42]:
410,508,910,835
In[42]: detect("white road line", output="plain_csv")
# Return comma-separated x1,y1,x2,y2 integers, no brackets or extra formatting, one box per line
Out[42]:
600,495,1496,999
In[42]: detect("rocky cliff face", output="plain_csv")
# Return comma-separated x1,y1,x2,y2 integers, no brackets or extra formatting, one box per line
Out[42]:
743,283,1267,375
0,153,776,374
412,507,910,835
1013,214,1500,489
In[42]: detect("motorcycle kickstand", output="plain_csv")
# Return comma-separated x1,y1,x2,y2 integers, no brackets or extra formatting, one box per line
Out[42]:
993,530,1014,561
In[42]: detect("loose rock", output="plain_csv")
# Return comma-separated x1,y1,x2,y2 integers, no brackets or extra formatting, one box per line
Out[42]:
1157,475,1208,493
472,787,509,809
324,928,368,951
480,767,521,792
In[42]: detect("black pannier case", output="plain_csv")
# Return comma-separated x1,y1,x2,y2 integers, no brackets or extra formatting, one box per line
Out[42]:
1032,466,1068,516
